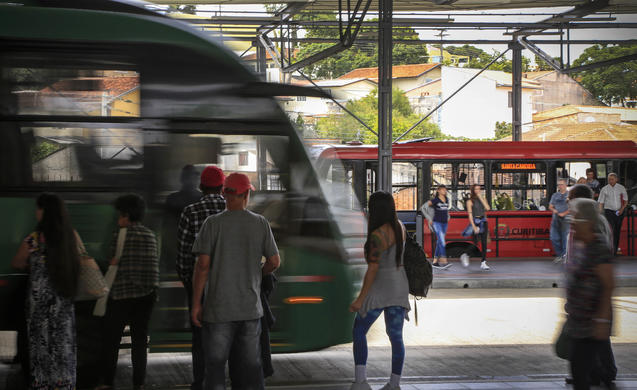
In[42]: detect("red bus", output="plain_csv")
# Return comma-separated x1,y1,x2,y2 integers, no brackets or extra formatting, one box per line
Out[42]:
316,141,637,259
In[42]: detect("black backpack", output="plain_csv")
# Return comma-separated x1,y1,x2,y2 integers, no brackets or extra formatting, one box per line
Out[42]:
403,233,433,298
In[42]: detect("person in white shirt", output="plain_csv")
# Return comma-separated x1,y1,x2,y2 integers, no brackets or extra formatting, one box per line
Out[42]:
598,173,628,255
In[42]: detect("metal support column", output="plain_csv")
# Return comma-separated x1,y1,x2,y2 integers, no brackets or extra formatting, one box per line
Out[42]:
256,40,267,81
510,41,523,141
378,0,393,191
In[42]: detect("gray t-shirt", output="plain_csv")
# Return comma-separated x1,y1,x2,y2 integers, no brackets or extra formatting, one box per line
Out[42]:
191,209,279,323
550,191,569,215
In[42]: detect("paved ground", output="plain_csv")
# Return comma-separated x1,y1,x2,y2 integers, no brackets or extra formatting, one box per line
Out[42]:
3,288,636,390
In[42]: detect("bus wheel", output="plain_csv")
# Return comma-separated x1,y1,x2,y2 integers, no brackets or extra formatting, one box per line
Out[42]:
446,243,480,259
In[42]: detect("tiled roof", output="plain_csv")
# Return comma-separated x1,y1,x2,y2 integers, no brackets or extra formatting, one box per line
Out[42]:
292,78,376,87
43,76,139,96
533,104,637,122
501,122,637,142
523,71,555,80
453,68,541,89
338,63,440,80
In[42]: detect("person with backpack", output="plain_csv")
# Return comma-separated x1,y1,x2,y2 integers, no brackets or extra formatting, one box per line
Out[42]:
349,191,410,390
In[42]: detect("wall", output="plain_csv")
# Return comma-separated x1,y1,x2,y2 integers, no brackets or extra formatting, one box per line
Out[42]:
530,72,601,114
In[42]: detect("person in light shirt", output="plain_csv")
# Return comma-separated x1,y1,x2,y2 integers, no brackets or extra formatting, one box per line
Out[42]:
598,173,628,255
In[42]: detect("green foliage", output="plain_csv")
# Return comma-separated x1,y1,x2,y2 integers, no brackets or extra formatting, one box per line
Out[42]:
446,45,530,72
295,13,428,79
315,88,449,143
572,44,637,106
31,141,62,163
494,121,512,140
166,5,197,14
534,55,561,71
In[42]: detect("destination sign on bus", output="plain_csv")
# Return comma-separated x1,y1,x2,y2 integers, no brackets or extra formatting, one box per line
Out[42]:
500,163,537,170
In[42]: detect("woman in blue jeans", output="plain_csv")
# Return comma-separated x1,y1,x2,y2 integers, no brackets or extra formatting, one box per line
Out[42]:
349,191,410,390
424,185,450,268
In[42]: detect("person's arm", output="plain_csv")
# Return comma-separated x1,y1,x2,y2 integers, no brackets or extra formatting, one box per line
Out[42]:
619,188,628,214
191,253,210,327
593,262,614,340
11,241,29,270
598,188,606,211
349,230,385,312
479,194,491,212
263,254,280,275
176,212,193,281
549,194,558,215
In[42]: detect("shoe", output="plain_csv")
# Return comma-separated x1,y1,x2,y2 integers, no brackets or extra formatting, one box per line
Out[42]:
480,261,490,270
564,377,573,384
380,383,401,390
460,253,470,267
432,262,443,269
350,381,372,390
553,256,565,264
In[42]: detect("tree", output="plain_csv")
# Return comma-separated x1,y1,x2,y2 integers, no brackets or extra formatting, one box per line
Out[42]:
166,4,196,14
534,55,561,71
294,13,428,79
494,121,512,140
572,44,637,106
314,88,449,143
445,45,531,72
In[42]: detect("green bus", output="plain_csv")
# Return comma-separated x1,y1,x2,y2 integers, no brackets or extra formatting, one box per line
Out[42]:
0,0,366,368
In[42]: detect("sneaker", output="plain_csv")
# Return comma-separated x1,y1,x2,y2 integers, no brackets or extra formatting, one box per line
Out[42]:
553,256,565,264
480,261,490,270
380,384,401,390
350,382,372,390
460,253,470,267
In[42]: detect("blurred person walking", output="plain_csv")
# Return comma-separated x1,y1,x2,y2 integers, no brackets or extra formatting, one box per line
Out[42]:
11,193,80,390
598,173,627,256
191,173,280,390
565,198,616,390
98,194,159,390
423,185,450,269
176,165,225,390
465,184,491,270
550,179,570,263
349,191,410,390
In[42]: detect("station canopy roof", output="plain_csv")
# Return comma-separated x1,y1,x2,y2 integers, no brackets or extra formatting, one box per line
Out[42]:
152,0,637,13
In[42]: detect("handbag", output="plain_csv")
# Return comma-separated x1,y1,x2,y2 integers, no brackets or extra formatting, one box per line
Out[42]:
93,227,126,317
75,232,109,301
554,321,572,360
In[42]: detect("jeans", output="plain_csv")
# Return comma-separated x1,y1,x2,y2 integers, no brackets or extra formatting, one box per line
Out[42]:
550,216,569,257
353,306,406,375
472,220,489,261
570,337,616,390
604,209,624,255
102,291,156,387
183,280,205,390
432,221,448,258
202,319,264,390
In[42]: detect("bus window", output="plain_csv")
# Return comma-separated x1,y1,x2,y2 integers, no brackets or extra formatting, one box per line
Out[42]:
430,163,452,208
556,161,592,186
392,162,418,210
322,159,358,210
456,163,485,210
492,162,546,211
3,67,140,117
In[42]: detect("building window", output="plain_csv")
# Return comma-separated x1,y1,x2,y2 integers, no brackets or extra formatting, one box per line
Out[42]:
238,151,249,166
296,96,306,101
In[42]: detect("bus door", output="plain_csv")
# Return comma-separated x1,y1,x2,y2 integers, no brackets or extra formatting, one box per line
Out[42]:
490,161,551,257
619,159,637,256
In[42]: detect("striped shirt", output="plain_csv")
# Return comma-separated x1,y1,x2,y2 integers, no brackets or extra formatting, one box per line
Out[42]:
176,194,226,283
110,223,159,300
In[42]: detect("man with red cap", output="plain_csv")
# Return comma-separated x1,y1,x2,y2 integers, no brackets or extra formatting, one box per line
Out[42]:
191,173,280,390
176,165,226,390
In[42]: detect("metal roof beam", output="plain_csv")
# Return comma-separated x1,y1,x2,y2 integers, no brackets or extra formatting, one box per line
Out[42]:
561,53,637,74
224,36,637,45
518,37,562,72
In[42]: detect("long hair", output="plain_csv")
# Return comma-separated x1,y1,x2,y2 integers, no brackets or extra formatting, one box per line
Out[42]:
35,193,80,298
365,191,403,267
470,184,481,200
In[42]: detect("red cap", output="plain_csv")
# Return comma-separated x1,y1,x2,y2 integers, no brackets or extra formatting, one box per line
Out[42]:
223,173,255,195
200,166,225,187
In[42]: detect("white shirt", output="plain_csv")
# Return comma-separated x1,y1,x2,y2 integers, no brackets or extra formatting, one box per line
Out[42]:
598,183,628,211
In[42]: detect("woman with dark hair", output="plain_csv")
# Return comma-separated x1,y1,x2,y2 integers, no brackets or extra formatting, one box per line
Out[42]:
423,184,450,268
349,191,410,390
11,193,80,389
466,184,491,270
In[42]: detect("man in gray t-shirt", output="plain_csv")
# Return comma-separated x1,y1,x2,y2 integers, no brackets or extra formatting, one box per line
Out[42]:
191,173,280,390
549,179,570,262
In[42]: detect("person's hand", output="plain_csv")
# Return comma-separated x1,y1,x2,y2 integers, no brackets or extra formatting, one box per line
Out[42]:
109,257,119,266
473,226,480,234
349,298,362,313
593,320,611,340
192,304,203,327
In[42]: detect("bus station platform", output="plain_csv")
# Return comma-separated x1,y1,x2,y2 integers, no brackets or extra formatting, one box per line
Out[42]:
431,257,637,289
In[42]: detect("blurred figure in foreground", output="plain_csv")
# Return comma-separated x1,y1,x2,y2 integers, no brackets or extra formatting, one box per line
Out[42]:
349,191,410,390
11,193,80,389
565,198,616,390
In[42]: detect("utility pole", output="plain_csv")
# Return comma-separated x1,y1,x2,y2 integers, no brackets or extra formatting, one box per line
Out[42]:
378,0,393,191
510,40,523,141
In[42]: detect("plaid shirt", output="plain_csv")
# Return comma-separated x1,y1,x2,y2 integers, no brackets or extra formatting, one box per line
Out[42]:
110,223,159,300
176,194,226,283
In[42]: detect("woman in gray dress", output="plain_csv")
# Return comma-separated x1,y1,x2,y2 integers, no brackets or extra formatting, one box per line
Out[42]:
349,191,410,390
